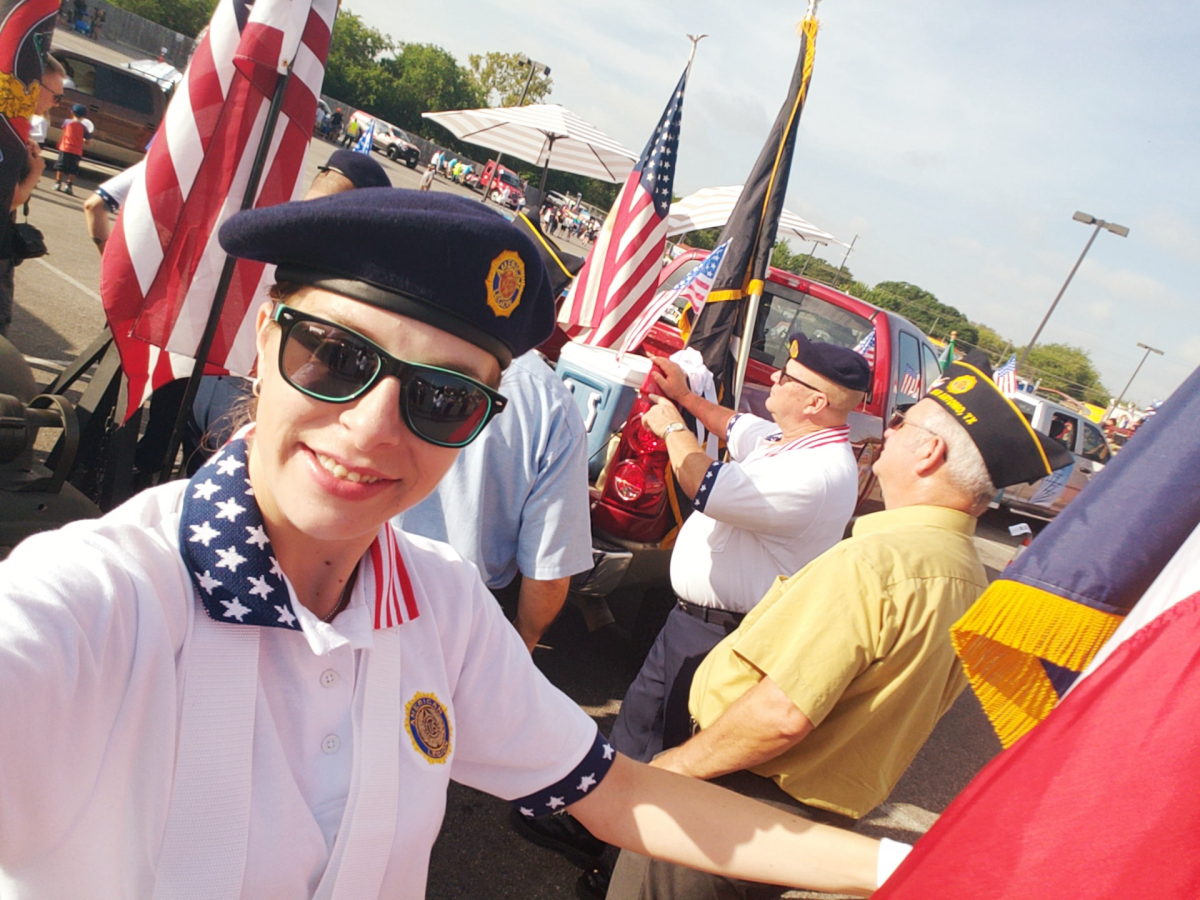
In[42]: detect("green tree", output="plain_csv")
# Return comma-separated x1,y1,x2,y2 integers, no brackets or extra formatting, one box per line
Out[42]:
379,43,484,136
323,11,397,109
512,167,618,210
467,52,553,107
968,323,1014,361
1019,343,1109,405
105,0,218,37
864,281,978,346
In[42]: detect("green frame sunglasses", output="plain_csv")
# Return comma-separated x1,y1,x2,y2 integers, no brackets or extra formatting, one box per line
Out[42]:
271,303,507,448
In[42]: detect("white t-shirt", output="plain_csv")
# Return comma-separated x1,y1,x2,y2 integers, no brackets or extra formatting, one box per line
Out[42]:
0,477,604,898
669,414,859,613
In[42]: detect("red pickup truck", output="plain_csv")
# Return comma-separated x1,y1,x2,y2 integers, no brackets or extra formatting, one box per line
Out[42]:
557,247,944,636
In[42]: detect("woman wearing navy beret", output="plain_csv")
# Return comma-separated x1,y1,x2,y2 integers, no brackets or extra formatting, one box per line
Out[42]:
0,191,902,897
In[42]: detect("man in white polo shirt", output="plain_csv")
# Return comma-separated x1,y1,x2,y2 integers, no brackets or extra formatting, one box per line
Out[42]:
610,331,871,761
513,332,870,873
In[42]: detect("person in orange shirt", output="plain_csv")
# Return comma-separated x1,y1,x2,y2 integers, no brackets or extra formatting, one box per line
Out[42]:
53,104,89,195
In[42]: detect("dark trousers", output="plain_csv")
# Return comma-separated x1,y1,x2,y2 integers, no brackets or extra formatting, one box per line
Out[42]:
606,771,856,900
609,605,740,763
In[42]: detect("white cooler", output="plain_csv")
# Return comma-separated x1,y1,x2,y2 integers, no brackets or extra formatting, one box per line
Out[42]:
556,342,653,481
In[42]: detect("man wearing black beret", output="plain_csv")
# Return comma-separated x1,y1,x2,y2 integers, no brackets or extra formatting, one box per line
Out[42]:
517,332,871,868
312,147,392,194
606,361,1073,900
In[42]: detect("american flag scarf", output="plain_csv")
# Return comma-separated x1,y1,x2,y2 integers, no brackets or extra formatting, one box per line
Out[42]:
101,0,337,422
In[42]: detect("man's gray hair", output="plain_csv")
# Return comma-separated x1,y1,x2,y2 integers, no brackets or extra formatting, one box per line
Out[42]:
920,404,997,508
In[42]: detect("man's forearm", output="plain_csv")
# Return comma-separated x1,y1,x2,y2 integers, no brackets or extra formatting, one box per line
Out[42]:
514,575,570,652
651,676,813,780
675,388,737,441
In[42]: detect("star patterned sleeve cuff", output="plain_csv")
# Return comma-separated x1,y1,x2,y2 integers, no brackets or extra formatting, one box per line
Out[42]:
693,461,725,514
512,731,616,817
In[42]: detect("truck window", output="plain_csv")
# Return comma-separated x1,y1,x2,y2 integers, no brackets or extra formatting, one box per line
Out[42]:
96,68,157,116
749,285,873,367
920,342,942,392
1080,421,1111,464
1048,412,1078,451
896,331,922,406
62,56,97,96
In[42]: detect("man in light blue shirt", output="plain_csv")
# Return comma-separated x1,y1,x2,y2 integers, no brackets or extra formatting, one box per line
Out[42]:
396,350,593,651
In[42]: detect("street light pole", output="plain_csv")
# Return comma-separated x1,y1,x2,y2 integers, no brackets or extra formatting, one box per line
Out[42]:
482,54,550,204
1109,342,1164,415
1016,211,1129,371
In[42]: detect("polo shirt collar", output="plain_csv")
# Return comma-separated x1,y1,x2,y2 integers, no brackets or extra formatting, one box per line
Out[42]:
179,434,420,645
852,504,978,538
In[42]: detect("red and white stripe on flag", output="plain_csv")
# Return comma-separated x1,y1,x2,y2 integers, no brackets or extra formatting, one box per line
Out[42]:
371,526,420,630
101,0,338,421
559,174,669,349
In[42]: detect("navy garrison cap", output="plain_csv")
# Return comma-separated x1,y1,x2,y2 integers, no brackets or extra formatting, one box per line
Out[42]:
218,189,555,368
317,149,391,189
786,331,872,392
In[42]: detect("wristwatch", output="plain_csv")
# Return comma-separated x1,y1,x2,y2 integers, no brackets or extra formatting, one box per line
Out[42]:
662,422,688,438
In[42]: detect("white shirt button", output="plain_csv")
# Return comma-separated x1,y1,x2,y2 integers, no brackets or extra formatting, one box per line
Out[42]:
321,734,340,755
320,669,339,688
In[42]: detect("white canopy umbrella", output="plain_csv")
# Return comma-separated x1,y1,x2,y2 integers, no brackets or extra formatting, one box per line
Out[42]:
667,185,848,248
422,104,638,190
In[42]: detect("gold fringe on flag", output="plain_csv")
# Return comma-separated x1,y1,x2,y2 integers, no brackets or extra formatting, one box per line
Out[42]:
951,580,1124,747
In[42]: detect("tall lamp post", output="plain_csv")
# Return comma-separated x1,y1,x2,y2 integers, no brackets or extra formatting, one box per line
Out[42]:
1108,342,1164,416
481,55,550,204
1016,211,1129,371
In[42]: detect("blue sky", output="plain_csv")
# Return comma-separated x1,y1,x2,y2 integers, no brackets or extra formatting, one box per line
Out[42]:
352,0,1199,405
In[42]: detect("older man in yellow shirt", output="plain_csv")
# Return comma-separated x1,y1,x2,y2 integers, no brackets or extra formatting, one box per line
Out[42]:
606,362,1074,900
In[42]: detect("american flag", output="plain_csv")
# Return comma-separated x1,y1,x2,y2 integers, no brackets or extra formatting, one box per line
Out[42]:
559,66,689,348
853,328,876,369
618,241,728,359
353,116,374,155
994,353,1018,394
900,363,920,397
102,0,338,421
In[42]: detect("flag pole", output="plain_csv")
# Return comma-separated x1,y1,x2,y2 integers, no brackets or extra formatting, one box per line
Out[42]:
158,63,295,481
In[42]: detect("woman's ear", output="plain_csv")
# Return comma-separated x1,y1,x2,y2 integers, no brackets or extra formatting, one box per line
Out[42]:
254,302,274,361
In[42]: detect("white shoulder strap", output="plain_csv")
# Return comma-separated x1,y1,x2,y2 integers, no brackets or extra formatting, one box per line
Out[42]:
316,626,403,900
153,605,261,900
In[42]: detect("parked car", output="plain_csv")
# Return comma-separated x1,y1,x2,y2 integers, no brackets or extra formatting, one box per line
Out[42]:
995,393,1111,518
369,119,421,167
475,160,526,208
45,49,171,166
553,248,943,623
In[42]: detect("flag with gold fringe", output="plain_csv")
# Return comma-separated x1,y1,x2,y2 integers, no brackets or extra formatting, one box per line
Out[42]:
951,362,1200,748
683,12,819,400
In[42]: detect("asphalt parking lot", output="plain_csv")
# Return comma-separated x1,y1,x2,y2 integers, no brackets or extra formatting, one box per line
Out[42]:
8,37,1030,898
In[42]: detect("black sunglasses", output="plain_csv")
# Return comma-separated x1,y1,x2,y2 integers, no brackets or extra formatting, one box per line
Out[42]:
778,365,824,393
271,304,506,448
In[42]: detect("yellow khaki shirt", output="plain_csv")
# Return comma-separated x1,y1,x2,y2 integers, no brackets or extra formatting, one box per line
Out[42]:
688,505,988,819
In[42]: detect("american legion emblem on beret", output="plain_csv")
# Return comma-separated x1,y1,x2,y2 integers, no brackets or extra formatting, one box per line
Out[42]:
406,692,452,764
486,250,526,318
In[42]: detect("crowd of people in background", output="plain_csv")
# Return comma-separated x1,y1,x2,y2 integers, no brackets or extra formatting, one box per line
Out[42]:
542,202,599,244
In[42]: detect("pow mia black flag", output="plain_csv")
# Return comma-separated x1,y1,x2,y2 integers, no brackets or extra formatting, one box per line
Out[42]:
683,14,820,403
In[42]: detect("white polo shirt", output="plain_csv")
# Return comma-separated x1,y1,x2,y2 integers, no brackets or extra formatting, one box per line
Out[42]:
669,414,859,613
0,457,609,898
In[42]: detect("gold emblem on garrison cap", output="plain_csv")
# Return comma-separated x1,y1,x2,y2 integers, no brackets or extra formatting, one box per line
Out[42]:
946,374,977,395
406,692,452,764
789,338,800,359
486,250,525,318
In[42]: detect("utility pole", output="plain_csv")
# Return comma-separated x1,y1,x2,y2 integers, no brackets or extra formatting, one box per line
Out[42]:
1016,211,1129,371
481,54,550,204
832,234,857,289
1108,342,1164,417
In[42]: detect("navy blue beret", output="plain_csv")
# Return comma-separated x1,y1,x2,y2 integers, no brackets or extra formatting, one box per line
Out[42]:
218,189,555,368
786,331,872,392
317,149,392,189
